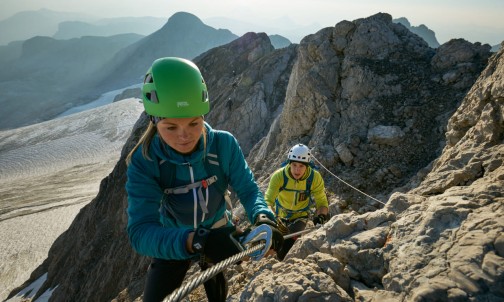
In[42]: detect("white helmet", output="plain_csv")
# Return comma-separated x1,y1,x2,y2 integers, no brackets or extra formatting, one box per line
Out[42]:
287,144,311,163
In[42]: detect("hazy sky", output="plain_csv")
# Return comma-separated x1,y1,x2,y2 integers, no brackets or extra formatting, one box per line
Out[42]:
1,0,503,45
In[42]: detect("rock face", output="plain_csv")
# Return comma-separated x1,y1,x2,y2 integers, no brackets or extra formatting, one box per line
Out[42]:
8,13,502,302
282,43,504,301
248,13,491,213
201,32,297,155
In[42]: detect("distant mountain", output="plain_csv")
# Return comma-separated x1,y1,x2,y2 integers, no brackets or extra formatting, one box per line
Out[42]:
393,17,440,48
0,9,97,46
53,17,166,39
0,41,23,66
269,34,291,49
492,43,502,52
85,12,238,94
0,34,143,130
0,11,238,130
0,9,166,46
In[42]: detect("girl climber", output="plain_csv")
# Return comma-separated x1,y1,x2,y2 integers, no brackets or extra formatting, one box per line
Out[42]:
265,143,329,260
125,57,283,302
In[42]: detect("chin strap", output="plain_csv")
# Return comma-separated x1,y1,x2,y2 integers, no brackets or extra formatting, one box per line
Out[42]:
149,115,163,125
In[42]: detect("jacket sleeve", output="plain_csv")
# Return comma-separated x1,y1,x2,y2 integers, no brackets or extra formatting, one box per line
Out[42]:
219,132,275,223
311,171,329,209
264,169,283,208
125,147,192,260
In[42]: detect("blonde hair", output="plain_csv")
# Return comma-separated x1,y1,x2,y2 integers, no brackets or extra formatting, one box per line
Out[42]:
126,119,207,165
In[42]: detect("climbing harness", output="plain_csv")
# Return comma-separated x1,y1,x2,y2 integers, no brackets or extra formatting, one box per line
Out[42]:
276,216,310,235
159,131,238,229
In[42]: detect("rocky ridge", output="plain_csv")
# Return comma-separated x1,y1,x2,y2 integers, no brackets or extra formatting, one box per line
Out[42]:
7,13,502,302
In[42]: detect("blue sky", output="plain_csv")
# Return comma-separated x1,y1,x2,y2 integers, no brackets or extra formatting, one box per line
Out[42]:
1,0,503,45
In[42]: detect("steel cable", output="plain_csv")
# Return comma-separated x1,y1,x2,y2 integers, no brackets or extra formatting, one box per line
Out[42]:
163,243,265,302
311,154,386,206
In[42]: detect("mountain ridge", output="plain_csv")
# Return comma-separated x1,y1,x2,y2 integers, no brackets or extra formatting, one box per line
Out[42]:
6,12,502,302
0,9,98,45
2,10,495,132
53,16,166,40
0,11,238,130
87,12,238,93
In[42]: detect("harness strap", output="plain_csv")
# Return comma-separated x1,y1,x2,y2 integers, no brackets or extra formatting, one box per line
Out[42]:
274,199,313,219
163,175,218,215
159,131,231,226
198,185,209,215
211,214,229,229
163,175,218,195
224,190,233,212
279,168,314,194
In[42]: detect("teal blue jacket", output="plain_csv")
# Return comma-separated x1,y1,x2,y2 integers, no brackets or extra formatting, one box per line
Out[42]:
126,123,273,260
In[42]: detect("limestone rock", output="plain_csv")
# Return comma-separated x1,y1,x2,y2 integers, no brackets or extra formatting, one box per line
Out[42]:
367,125,405,146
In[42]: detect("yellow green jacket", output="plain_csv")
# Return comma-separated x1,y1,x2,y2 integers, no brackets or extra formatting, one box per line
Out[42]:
265,163,328,220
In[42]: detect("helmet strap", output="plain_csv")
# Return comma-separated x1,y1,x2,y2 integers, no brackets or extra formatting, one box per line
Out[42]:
149,115,163,125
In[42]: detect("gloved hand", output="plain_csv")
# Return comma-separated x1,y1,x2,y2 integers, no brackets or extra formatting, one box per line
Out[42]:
312,213,330,225
254,214,284,252
191,225,242,263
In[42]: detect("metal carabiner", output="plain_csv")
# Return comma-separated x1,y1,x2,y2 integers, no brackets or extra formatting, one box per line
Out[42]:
233,224,272,261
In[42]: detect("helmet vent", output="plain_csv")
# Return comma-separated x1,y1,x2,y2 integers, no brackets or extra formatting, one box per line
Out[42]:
144,74,153,84
146,90,159,104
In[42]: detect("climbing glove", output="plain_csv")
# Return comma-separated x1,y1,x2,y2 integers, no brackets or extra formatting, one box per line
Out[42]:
312,213,330,225
191,225,242,263
254,213,284,252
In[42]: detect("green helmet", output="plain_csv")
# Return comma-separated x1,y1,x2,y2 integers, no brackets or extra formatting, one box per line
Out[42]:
142,57,209,118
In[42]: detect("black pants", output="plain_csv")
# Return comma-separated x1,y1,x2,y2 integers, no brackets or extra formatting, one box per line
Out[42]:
277,218,307,260
143,258,228,302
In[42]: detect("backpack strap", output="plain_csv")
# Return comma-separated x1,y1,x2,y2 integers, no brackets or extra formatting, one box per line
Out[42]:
305,169,314,194
158,133,228,192
203,132,233,212
279,168,314,194
274,167,316,219
158,132,233,223
203,132,228,195
279,169,289,192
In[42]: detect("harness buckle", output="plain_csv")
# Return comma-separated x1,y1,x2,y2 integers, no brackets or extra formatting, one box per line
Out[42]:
201,179,208,189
